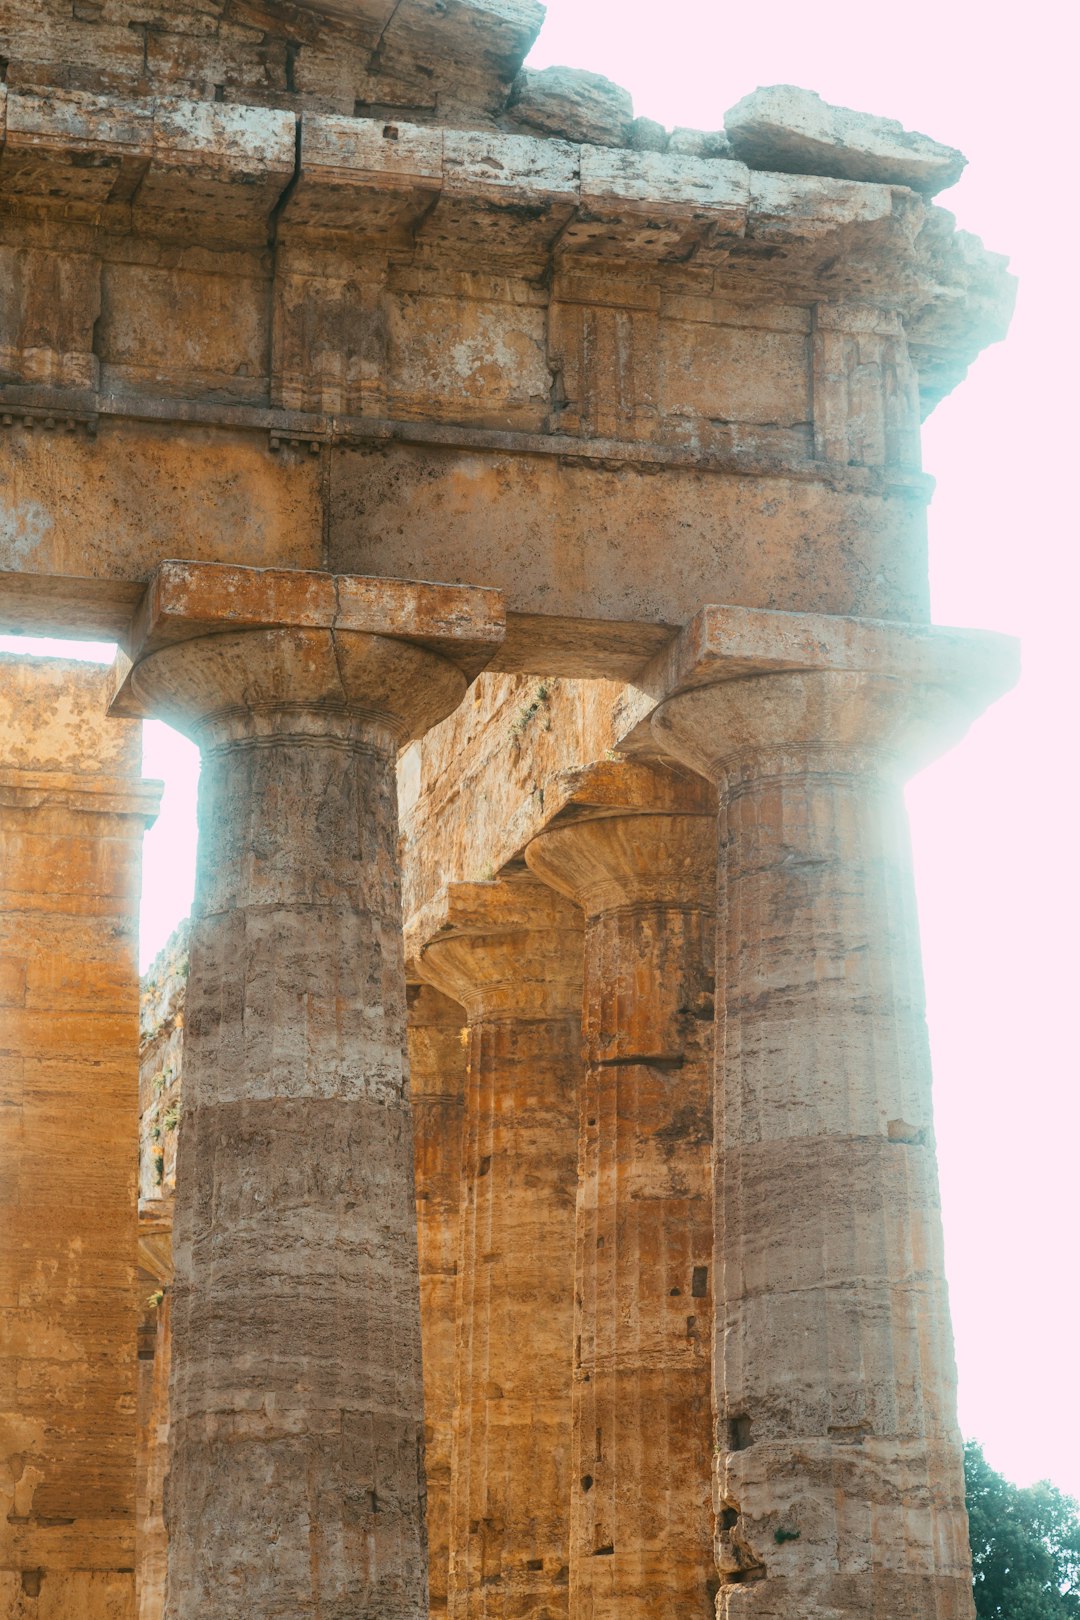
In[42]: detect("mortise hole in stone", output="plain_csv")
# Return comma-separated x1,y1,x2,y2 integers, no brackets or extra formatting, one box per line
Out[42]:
670,1286,681,1296
592,1543,614,1556
526,1557,544,1570
720,1507,739,1531
728,1414,752,1451
21,1571,42,1597
383,124,400,141
692,1264,708,1297
581,1474,593,1492
477,1154,491,1177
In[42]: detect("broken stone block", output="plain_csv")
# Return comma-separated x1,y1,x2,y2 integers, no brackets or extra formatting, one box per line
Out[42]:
628,115,668,152
506,64,633,147
724,84,966,195
668,126,734,160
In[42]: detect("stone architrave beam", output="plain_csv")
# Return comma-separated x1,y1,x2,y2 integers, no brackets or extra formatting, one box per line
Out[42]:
110,561,503,1620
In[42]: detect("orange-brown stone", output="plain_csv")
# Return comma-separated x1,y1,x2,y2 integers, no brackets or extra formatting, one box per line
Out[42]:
0,654,159,1620
652,670,979,1620
407,983,468,1619
419,877,582,1620
526,799,717,1619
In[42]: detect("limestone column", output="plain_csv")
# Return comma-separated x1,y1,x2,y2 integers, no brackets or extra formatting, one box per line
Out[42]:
111,561,504,1620
406,981,467,1618
418,878,582,1620
525,780,717,1620
649,669,980,1620
0,654,160,1619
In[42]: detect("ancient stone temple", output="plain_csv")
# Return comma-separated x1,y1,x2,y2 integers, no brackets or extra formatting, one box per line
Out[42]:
0,1,1017,1616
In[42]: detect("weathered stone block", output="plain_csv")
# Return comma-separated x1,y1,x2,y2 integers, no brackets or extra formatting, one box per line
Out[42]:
726,84,967,195
563,145,748,258
506,64,634,147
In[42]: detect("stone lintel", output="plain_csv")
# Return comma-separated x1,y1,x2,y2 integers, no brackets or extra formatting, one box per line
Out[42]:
110,560,506,719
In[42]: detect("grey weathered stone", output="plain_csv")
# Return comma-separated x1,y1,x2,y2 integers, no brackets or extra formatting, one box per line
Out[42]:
725,84,967,196
668,125,735,160
629,115,668,152
506,64,634,147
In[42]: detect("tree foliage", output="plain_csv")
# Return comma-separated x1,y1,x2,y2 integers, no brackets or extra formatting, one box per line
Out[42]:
966,1441,1080,1619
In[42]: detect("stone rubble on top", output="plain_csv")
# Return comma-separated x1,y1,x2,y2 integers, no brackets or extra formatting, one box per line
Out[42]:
505,67,966,197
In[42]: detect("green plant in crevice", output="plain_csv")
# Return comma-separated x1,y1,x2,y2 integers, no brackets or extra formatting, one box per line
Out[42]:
510,681,552,742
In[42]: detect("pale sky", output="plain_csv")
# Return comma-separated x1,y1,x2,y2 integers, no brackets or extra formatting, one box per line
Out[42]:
3,0,1077,1506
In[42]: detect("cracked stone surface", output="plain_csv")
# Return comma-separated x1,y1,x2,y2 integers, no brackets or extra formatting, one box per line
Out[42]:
724,84,967,195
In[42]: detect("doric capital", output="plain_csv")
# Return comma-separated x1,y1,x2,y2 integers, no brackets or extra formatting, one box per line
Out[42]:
522,759,715,915
110,561,505,749
417,876,582,1023
650,668,985,788
627,604,1019,788
526,812,715,917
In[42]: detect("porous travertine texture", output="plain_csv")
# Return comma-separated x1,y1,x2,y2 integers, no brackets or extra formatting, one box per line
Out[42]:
136,927,187,1620
0,0,545,124
0,68,1014,662
136,1285,171,1620
132,942,473,1620
419,878,582,1620
525,812,716,1619
406,982,468,1619
0,654,158,1620
650,670,977,1620
139,924,188,1203
506,67,634,147
725,86,966,195
121,623,481,1620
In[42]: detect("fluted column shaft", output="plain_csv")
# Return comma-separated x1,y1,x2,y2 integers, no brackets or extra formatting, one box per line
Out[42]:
119,604,491,1620
174,709,426,1618
526,814,716,1620
420,879,582,1620
407,983,468,1619
651,670,976,1620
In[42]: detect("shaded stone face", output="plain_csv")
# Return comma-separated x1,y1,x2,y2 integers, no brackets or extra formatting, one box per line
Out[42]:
526,806,717,1619
420,878,583,1619
0,655,159,1620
